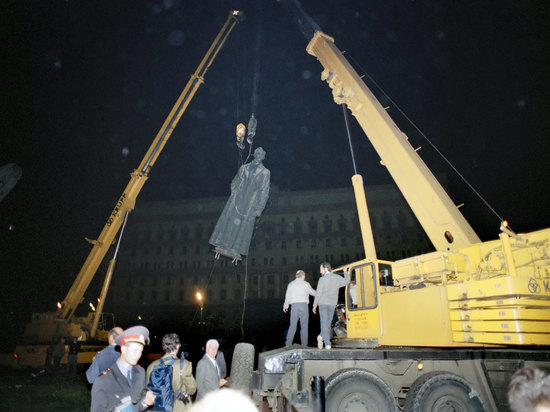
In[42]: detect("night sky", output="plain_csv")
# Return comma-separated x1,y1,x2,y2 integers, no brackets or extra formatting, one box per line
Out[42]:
1,0,549,338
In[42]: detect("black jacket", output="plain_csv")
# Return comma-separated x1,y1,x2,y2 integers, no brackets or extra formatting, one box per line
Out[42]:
91,361,148,412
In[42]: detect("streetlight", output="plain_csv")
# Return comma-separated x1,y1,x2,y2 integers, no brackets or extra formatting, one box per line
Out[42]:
196,291,203,324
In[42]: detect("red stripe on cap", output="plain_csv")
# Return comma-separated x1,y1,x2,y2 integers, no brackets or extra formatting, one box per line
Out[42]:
120,334,145,346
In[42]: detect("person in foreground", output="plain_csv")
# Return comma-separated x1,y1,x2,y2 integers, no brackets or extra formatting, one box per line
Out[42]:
508,366,550,412
91,326,156,412
189,388,257,412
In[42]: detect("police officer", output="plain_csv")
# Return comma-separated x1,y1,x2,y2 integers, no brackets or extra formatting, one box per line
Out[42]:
91,326,156,411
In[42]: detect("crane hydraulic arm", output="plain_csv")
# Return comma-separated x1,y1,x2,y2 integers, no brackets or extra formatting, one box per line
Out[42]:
57,10,244,322
306,31,481,251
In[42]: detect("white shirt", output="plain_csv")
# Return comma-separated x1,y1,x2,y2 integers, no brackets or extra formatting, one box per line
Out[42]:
283,277,316,310
206,353,220,378
350,285,357,305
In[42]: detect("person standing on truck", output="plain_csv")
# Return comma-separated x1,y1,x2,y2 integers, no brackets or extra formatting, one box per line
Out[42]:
312,262,350,349
283,270,316,346
348,280,358,307
86,326,123,384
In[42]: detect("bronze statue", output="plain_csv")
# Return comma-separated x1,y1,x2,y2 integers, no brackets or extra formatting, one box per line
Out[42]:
209,147,270,261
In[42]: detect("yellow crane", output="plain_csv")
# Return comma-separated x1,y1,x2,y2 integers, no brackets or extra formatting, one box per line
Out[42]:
307,30,550,349
13,10,244,368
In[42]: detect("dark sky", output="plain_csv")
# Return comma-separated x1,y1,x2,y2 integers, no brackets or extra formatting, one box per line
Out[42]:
1,0,549,318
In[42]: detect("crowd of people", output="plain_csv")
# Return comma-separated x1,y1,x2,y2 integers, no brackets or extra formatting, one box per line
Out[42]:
82,260,348,410
85,261,347,411
42,260,549,411
45,335,81,374
88,326,251,411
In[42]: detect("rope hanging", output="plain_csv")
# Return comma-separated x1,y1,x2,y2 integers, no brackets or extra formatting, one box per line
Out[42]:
236,0,263,164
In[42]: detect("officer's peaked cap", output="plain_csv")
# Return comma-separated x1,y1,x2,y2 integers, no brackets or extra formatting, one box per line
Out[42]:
116,326,150,346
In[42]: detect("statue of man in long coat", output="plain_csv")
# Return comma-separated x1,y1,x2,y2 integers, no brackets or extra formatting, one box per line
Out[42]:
209,147,270,260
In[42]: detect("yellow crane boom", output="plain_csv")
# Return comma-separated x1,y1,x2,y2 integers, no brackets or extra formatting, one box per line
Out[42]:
306,31,481,252
58,10,244,323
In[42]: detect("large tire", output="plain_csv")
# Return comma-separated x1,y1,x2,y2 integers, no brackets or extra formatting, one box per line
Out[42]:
404,371,485,412
325,368,398,412
229,342,255,393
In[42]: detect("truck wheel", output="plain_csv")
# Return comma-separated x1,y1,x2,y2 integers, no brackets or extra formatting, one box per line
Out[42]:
325,368,398,412
229,342,255,393
404,372,485,412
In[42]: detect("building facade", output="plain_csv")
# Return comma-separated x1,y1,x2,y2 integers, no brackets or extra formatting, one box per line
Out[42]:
106,184,432,345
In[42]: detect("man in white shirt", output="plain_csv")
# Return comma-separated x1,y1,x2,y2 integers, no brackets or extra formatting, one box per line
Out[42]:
349,280,358,307
283,270,316,346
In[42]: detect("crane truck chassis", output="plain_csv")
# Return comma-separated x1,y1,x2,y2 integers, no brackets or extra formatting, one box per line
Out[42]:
232,21,550,412
248,345,550,411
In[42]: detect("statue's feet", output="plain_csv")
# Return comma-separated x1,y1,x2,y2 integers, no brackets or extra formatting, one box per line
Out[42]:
213,246,242,261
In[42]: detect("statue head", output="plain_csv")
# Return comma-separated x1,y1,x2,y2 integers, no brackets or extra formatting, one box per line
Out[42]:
253,147,266,162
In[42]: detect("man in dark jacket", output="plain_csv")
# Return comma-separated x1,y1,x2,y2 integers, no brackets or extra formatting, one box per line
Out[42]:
313,262,350,349
91,326,156,412
67,336,80,374
52,337,65,372
86,326,123,384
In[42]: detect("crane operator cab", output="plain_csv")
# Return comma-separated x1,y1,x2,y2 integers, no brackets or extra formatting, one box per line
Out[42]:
332,261,394,343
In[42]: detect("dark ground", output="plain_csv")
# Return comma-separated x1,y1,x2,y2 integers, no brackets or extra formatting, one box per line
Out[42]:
0,367,90,412
0,366,272,411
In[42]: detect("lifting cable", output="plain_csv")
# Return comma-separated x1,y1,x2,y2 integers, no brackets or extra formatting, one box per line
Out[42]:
236,260,248,341
184,255,249,341
341,103,358,175
183,258,218,340
249,0,263,117
200,1,264,341
239,0,263,165
236,1,264,338
345,51,506,227
233,16,245,166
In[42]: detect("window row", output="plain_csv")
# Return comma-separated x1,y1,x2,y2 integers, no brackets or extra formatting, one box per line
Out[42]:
122,286,287,304
129,230,425,259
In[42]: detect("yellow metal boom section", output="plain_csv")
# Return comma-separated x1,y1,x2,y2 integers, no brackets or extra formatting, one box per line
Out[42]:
351,174,377,260
306,31,481,251
58,11,243,322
